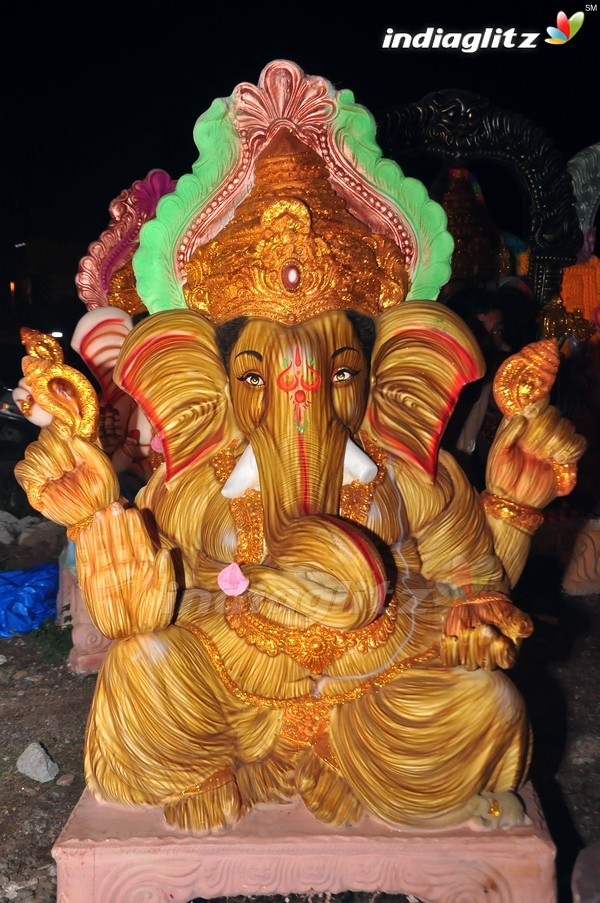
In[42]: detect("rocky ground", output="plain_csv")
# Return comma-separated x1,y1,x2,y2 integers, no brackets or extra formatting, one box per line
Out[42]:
0,631,95,902
0,450,599,903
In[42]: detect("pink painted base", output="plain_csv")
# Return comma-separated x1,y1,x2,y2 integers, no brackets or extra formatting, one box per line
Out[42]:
52,783,556,902
57,559,111,673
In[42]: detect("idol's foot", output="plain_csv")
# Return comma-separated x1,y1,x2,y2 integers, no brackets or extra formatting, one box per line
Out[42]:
295,738,364,827
163,769,243,833
236,739,298,808
467,790,531,829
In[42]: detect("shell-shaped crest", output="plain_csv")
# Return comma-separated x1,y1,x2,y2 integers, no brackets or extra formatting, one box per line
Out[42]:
493,339,560,418
21,357,99,441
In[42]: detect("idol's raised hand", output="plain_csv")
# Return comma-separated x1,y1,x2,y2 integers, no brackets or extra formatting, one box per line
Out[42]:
15,419,120,528
77,503,177,639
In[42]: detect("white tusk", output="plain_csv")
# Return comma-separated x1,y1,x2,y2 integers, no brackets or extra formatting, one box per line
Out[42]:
221,443,261,498
222,438,377,498
343,438,378,484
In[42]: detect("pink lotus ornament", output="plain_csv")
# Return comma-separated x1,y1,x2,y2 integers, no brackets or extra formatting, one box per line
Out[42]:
217,562,249,596
150,434,164,454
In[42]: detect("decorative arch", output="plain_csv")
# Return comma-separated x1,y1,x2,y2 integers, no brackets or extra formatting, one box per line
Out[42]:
568,141,600,256
377,89,583,308
561,142,600,319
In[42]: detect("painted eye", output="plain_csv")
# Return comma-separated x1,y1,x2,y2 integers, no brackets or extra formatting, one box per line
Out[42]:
239,372,265,387
332,367,359,383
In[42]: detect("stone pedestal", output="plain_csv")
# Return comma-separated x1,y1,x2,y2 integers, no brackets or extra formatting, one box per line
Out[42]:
52,782,556,902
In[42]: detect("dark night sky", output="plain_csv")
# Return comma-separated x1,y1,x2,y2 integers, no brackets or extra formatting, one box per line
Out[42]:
1,2,598,263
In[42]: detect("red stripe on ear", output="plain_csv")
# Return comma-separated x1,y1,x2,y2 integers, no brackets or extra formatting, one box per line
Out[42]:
368,325,481,479
162,418,227,482
117,328,229,481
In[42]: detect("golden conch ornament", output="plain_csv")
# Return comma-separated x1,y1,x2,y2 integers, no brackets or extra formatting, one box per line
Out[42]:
19,327,99,441
20,327,64,364
493,339,559,418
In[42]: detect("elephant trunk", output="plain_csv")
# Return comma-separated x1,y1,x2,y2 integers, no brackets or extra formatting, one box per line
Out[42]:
251,417,347,537
226,421,388,632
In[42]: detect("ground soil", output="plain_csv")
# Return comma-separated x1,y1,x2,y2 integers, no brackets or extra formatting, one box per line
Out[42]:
0,452,599,903
0,632,95,902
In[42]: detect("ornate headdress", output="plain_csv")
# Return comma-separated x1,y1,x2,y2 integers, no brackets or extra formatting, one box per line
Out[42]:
183,130,410,324
75,60,453,324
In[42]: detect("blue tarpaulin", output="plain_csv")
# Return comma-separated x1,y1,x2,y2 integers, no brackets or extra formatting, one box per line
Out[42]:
0,562,59,637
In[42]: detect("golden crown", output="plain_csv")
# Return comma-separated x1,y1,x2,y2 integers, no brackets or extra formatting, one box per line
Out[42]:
182,131,410,325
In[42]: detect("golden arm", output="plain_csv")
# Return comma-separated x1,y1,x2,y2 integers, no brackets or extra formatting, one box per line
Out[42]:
390,452,532,671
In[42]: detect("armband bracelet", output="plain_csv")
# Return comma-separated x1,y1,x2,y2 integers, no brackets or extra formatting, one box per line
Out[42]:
66,515,95,541
481,491,544,535
66,497,129,542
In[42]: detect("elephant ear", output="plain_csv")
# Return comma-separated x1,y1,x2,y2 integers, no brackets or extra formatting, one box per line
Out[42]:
363,301,484,479
114,310,237,481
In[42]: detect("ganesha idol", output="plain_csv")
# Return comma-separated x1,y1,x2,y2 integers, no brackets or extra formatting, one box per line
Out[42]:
14,61,585,834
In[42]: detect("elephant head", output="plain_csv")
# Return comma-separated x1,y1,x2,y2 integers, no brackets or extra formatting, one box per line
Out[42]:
114,300,482,631
221,312,373,525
